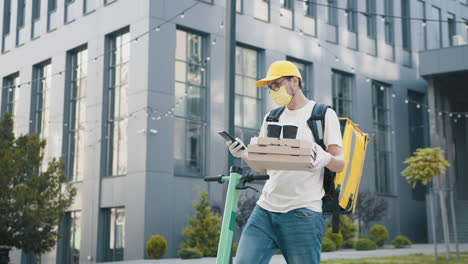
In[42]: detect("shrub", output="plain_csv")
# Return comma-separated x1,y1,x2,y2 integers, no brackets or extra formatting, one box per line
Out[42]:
355,238,377,250
369,225,389,248
325,228,344,249
339,215,357,241
180,191,221,257
343,239,356,249
146,235,168,259
392,235,412,248
321,237,336,252
178,247,203,259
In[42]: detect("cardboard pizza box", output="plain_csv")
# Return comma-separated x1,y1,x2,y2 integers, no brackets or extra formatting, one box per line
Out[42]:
248,144,311,156
246,153,314,171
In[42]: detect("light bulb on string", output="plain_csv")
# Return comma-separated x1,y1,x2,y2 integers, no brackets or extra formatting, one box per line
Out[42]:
422,20,427,27
392,93,396,98
335,57,339,62
449,113,453,117
427,109,431,113
212,38,217,45
381,15,385,22
380,86,385,91
416,104,420,109
155,26,161,32
344,10,349,17
405,99,409,104
439,112,442,116
180,12,185,19
366,78,370,83
220,21,224,29
299,29,304,36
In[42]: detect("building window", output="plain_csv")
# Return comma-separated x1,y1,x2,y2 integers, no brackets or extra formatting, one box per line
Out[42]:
287,57,312,98
429,6,442,49
63,46,88,182
366,0,376,39
447,13,456,46
101,207,125,262
16,0,25,45
234,45,262,172
407,91,428,201
102,28,129,177
174,29,207,176
31,0,41,39
384,0,394,45
372,81,393,195
3,0,11,35
236,0,242,13
347,0,357,33
57,211,81,264
47,0,57,31
280,0,292,9
30,61,52,171
17,0,25,28
464,19,468,43
401,0,411,51
328,0,338,26
332,70,353,118
1,73,19,118
30,61,52,136
84,0,97,14
303,0,316,17
416,0,427,51
254,0,270,22
32,0,40,21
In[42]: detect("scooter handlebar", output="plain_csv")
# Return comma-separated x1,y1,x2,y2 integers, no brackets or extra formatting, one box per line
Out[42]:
204,176,224,182
243,174,269,182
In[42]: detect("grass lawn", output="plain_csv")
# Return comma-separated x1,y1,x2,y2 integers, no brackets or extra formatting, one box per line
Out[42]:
321,252,468,264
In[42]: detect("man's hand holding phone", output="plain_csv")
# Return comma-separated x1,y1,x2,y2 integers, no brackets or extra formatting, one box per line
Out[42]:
219,131,248,159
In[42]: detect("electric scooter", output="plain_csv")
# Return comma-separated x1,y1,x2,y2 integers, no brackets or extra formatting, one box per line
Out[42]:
204,166,269,264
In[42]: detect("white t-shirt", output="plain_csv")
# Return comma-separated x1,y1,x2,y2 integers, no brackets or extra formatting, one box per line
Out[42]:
256,100,343,213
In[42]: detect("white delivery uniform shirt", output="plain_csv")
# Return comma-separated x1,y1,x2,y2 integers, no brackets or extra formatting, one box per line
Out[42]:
256,100,343,213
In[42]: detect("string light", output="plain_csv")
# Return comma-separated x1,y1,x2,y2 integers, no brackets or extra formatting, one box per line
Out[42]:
296,0,468,25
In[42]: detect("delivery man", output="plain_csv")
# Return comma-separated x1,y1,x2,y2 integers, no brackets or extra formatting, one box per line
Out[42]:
226,61,345,264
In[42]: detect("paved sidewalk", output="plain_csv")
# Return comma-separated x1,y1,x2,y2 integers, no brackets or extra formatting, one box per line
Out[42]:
108,243,468,264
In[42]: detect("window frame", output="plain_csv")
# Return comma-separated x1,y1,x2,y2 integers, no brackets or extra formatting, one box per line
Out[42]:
366,0,377,39
327,0,338,26
384,0,394,45
401,0,412,51
331,69,354,118
101,27,130,178
371,81,395,195
101,207,125,262
1,72,19,117
173,26,209,177
62,44,88,182
286,56,313,99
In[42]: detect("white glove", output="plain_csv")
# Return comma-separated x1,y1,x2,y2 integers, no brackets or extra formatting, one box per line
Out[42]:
225,138,248,159
311,142,332,169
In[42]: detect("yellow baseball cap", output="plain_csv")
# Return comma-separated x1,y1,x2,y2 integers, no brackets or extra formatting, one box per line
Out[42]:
255,60,302,87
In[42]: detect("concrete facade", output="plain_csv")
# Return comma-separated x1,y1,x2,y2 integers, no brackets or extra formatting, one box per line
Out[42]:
0,0,467,262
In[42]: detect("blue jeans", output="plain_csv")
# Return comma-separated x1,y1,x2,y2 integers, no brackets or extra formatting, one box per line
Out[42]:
235,205,324,264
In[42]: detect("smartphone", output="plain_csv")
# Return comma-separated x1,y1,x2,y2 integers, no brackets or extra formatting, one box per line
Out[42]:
218,131,245,150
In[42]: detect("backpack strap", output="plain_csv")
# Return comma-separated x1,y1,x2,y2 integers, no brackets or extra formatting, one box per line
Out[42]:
307,103,341,233
266,106,286,122
307,103,330,150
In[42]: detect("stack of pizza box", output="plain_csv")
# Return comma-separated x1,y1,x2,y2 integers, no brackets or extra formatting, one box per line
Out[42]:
246,137,314,171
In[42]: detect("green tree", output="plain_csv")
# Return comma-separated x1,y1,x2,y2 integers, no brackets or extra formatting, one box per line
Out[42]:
401,147,451,259
0,113,76,264
401,147,450,188
181,191,221,257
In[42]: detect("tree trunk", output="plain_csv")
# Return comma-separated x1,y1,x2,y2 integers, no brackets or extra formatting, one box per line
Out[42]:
438,189,451,260
0,247,10,264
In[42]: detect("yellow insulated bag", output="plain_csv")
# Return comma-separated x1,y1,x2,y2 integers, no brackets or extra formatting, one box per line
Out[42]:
266,104,369,233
